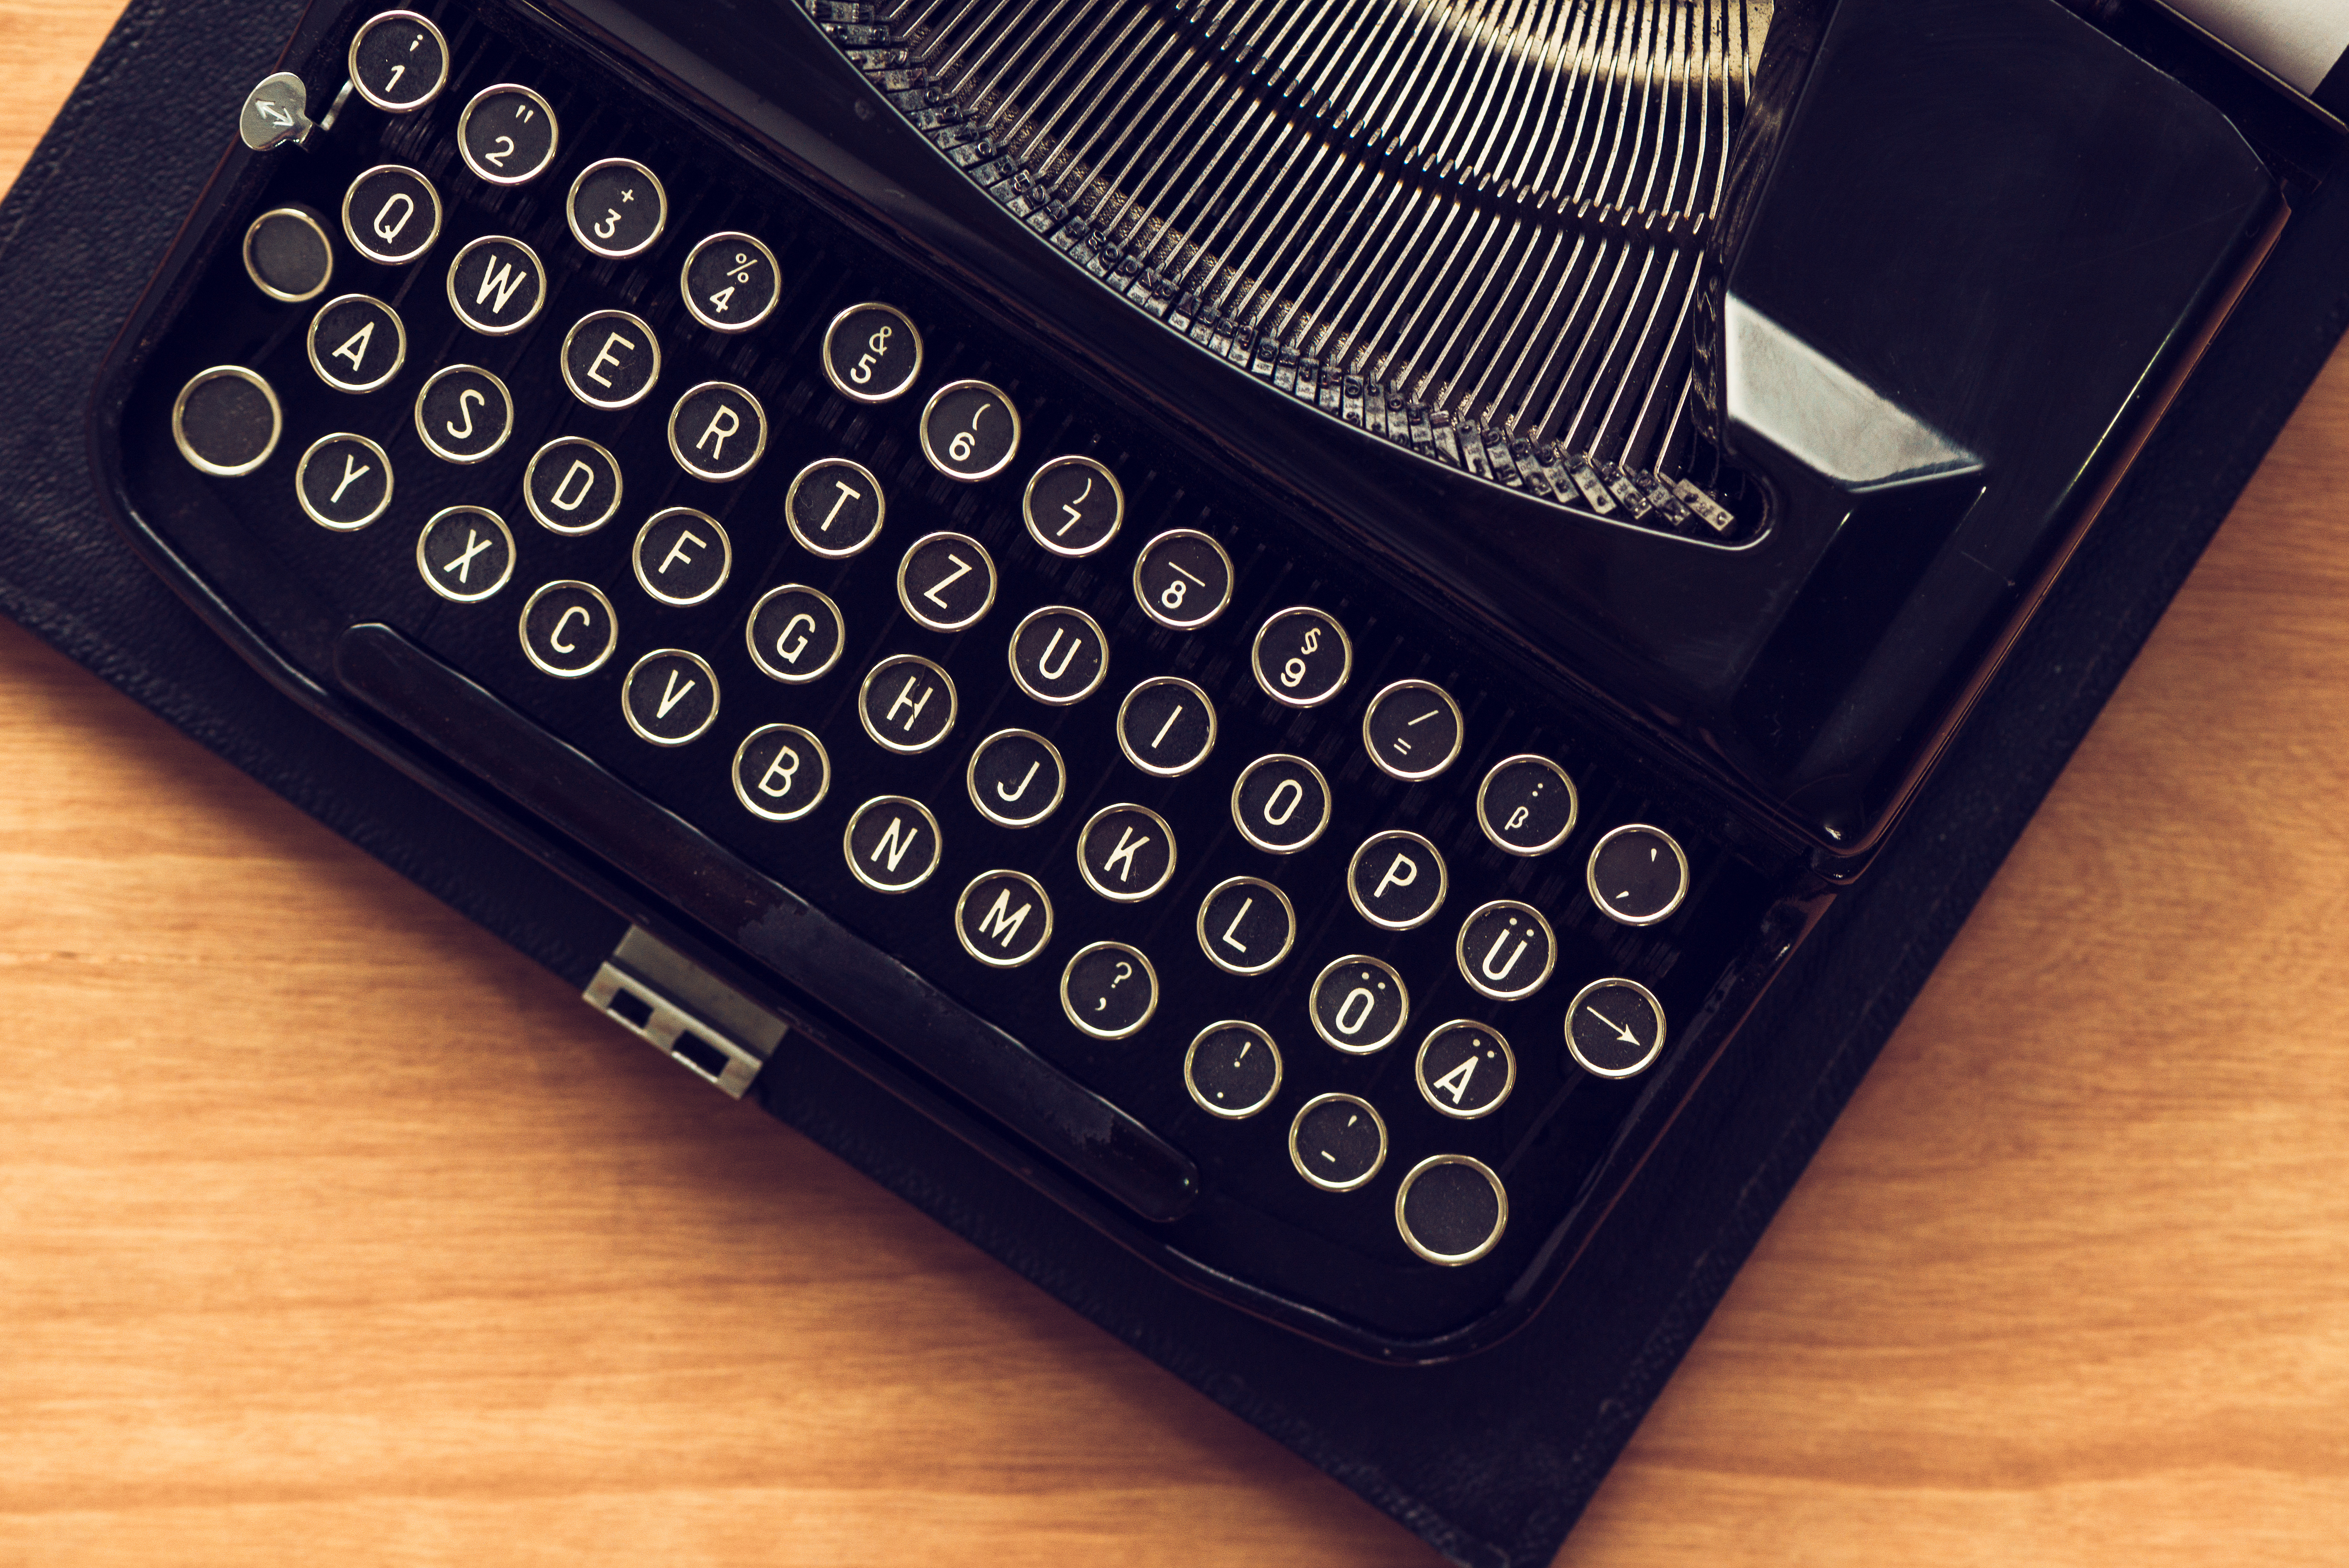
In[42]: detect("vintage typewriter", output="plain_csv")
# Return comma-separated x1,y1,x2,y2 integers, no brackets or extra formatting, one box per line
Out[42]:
90,0,2336,1371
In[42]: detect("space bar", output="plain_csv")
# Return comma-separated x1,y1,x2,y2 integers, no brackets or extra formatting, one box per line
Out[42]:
334,623,1199,1224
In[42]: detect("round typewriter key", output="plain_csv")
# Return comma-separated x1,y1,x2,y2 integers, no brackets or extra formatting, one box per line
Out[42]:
1415,1022,1514,1119
307,293,405,392
631,507,730,607
1565,977,1667,1079
1289,1093,1386,1192
348,10,448,112
458,84,559,186
1115,676,1215,777
1076,803,1175,903
621,649,719,746
562,310,661,410
1060,940,1157,1039
746,584,845,684
1395,1155,1507,1265
732,722,829,822
1023,455,1123,556
170,366,280,477
1455,900,1556,1002
1587,824,1690,926
295,432,391,530
843,795,943,893
1195,876,1296,977
1231,753,1332,854
857,653,957,754
1009,606,1108,705
523,437,623,535
341,164,440,265
414,505,515,603
1133,529,1233,630
567,157,666,259
1477,754,1578,857
518,580,618,678
413,364,513,463
1185,1022,1282,1120
1362,679,1464,781
685,233,782,334
919,378,1019,481
896,531,997,631
445,235,546,335
668,381,766,481
1347,830,1447,930
1251,606,1351,707
966,728,1065,828
822,302,920,400
241,207,332,302
784,458,885,558
954,870,1054,968
1309,955,1409,1055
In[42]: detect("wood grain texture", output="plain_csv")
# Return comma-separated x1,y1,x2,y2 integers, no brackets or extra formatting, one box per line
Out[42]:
2,4,2346,1563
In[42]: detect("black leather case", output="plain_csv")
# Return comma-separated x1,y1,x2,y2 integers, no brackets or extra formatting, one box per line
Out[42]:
7,5,2344,1563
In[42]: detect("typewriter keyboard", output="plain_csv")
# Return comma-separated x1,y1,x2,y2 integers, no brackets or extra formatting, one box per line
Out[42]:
135,2,1776,1339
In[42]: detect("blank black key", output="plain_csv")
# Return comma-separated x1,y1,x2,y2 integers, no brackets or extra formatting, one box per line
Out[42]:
170,366,280,476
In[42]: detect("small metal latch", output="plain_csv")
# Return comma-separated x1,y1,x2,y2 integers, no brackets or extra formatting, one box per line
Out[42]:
583,927,786,1098
241,72,317,151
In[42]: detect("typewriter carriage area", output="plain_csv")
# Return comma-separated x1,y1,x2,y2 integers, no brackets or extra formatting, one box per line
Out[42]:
92,0,2307,1360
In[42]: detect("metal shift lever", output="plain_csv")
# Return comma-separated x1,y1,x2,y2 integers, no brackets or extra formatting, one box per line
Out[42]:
239,71,315,150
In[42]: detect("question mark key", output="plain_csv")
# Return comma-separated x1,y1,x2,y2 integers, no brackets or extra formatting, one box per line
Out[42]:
1059,940,1159,1040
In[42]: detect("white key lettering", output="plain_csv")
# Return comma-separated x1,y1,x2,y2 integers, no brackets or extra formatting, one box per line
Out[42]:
921,552,974,609
550,459,596,512
329,453,371,504
586,332,635,389
1370,852,1418,902
657,529,704,576
696,402,740,459
757,745,800,797
654,668,696,719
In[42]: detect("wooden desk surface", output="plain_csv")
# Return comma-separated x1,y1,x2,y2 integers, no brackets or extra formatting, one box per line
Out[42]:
4,5,2346,1562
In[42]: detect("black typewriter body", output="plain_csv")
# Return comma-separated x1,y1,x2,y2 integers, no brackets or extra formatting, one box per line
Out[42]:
86,0,2320,1362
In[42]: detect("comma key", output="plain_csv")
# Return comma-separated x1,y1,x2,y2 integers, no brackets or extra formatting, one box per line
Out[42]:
1060,941,1157,1039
